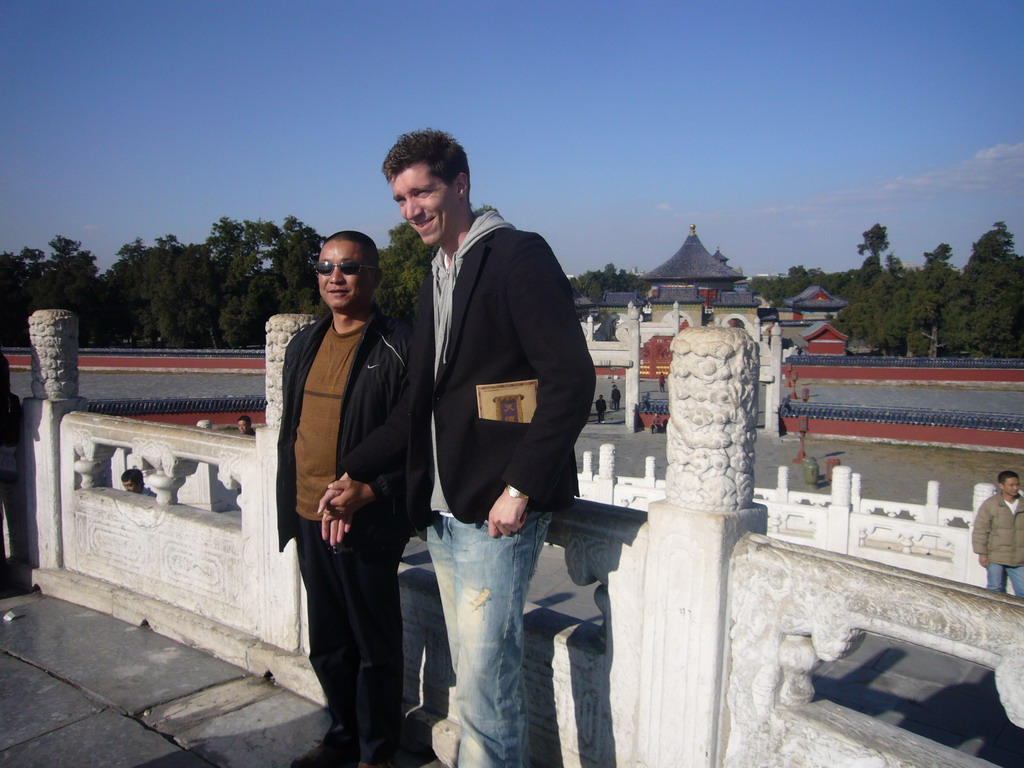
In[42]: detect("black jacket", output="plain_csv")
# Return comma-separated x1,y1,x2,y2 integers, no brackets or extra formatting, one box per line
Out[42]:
276,311,412,552
341,228,595,528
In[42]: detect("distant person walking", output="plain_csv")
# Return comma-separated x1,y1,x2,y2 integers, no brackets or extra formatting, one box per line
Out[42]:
972,470,1023,595
658,373,666,393
595,394,607,423
610,384,620,411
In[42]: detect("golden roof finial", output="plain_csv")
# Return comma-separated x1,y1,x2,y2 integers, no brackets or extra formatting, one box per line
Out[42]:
689,224,696,235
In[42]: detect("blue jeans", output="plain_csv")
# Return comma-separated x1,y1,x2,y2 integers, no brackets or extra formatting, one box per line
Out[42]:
427,510,551,768
986,562,1024,596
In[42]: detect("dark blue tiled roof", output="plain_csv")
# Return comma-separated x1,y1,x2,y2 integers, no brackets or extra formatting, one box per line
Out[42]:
783,285,848,310
780,400,1024,432
88,396,267,416
599,291,644,306
643,227,745,283
649,286,702,304
712,291,762,308
791,356,1024,369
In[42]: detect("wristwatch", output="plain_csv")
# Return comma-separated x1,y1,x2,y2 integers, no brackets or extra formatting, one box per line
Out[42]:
505,484,529,500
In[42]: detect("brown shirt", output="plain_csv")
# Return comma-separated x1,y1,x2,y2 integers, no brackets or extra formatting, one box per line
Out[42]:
294,325,361,520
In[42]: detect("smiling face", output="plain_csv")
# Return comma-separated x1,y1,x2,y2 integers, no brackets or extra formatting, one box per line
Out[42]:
390,162,472,255
317,239,380,328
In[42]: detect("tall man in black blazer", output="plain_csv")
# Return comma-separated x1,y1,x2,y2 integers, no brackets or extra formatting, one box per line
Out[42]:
339,129,595,767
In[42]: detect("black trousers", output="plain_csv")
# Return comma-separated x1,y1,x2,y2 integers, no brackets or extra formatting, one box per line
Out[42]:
295,517,405,763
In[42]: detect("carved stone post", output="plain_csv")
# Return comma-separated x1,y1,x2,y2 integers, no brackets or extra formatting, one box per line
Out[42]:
264,314,317,429
635,327,766,768
255,313,316,652
827,465,853,554
851,472,863,513
923,480,940,524
30,309,80,400
581,450,593,480
973,483,996,515
594,443,616,505
764,323,783,437
776,465,790,502
644,456,656,484
624,304,641,432
16,310,89,574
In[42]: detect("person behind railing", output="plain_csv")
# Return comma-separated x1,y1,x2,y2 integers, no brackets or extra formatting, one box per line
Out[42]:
236,414,256,436
277,231,412,768
120,468,155,497
972,470,1023,596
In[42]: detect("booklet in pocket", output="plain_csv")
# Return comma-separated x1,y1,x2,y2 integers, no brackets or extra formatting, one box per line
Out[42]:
476,379,538,423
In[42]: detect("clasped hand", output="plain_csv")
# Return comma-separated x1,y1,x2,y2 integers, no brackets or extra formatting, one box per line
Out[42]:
317,473,375,547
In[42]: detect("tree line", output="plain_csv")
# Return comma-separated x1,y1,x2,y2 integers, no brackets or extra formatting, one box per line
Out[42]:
0,216,439,348
750,222,1022,358
2,217,1020,357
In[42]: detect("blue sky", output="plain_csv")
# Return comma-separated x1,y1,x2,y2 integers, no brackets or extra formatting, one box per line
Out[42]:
2,0,1022,278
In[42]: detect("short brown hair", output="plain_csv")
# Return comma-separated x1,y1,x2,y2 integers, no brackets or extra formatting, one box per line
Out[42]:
382,128,469,185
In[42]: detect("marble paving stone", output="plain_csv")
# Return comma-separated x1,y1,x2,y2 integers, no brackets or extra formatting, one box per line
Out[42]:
0,710,207,768
175,689,329,768
875,643,980,686
0,654,100,750
144,676,282,735
0,597,244,713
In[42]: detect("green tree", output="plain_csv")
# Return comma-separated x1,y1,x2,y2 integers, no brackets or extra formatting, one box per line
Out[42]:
857,223,889,280
959,222,1023,356
375,221,435,322
25,237,109,345
269,215,322,315
907,244,962,357
0,247,45,345
103,238,152,345
570,263,649,302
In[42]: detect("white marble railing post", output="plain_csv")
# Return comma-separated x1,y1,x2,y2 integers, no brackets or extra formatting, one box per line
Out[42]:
973,482,997,513
922,480,940,524
17,310,89,573
851,472,863,514
254,314,315,651
644,456,656,485
827,465,853,554
776,465,790,503
581,450,593,480
624,303,641,432
635,327,766,768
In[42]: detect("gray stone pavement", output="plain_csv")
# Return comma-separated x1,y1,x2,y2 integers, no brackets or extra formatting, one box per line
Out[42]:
0,590,443,768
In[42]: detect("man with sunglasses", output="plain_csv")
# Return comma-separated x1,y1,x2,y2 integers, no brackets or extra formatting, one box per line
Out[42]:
276,230,411,768
337,129,595,767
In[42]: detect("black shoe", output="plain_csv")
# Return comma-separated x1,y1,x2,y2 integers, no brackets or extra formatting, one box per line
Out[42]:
291,743,359,768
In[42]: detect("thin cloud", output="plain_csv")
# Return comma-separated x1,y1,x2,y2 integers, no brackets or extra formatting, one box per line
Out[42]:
654,202,673,212
810,142,1024,207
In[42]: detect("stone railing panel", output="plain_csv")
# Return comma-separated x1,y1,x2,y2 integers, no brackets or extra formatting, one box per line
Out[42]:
724,534,1024,767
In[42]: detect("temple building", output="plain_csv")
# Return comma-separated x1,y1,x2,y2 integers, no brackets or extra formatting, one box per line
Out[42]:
643,224,751,308
781,284,848,320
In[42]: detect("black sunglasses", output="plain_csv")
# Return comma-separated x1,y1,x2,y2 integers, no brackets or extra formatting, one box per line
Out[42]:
315,261,381,276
